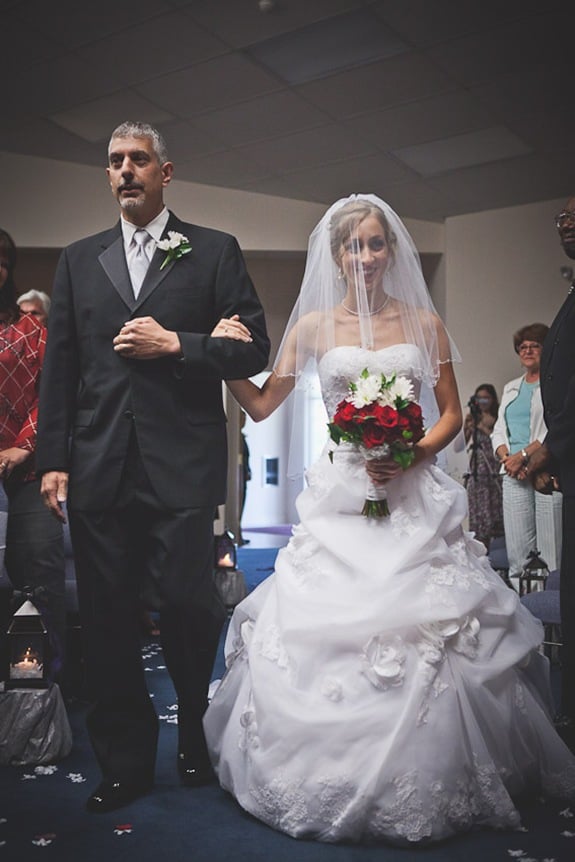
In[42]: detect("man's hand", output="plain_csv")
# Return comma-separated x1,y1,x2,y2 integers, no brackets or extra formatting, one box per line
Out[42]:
113,316,182,360
525,443,550,476
0,447,31,478
532,470,559,495
40,471,69,523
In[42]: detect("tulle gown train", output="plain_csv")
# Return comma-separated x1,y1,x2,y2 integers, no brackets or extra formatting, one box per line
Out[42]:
204,346,575,844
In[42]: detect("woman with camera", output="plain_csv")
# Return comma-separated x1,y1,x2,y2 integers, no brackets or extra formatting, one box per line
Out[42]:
463,383,504,549
492,323,562,589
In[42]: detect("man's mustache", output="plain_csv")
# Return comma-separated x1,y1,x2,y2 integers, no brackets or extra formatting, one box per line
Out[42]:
118,182,144,192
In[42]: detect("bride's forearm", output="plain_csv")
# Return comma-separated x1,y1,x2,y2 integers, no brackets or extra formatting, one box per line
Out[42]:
413,362,462,464
413,406,462,464
226,372,294,422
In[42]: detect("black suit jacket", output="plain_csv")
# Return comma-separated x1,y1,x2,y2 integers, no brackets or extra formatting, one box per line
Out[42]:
540,285,575,495
36,212,269,510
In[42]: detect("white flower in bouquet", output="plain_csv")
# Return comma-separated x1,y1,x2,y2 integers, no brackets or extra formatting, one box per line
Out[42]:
379,376,414,407
349,372,382,408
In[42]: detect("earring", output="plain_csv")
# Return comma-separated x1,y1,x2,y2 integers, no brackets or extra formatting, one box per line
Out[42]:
337,268,343,280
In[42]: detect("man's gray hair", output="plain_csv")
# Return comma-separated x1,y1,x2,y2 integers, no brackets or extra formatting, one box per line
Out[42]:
17,289,51,315
108,122,169,165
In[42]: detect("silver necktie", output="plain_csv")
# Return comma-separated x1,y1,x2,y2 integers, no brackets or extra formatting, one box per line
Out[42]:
130,229,152,298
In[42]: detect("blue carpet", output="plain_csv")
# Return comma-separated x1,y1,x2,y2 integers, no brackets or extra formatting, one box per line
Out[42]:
1,549,574,860
237,546,278,592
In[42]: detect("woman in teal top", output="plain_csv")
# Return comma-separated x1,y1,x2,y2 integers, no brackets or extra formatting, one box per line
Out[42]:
492,323,562,589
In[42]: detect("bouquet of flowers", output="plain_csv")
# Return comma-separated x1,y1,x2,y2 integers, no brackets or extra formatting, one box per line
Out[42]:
328,368,425,517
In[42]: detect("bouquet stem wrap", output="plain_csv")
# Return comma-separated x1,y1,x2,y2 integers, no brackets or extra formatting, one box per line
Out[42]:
362,445,390,518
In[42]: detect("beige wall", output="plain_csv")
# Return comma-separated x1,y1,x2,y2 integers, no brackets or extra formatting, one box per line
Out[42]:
445,197,569,410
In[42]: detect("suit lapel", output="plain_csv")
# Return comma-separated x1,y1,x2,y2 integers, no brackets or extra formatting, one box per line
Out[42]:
98,213,189,312
98,228,137,310
132,213,184,311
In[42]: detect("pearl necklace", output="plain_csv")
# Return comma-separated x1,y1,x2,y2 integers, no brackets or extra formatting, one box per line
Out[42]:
341,295,390,316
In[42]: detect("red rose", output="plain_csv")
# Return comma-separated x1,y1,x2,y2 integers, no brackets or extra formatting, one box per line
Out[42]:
375,405,400,429
403,402,424,439
333,399,357,431
362,421,389,448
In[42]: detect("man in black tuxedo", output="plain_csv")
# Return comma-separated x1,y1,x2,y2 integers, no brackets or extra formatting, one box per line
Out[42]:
528,195,575,744
36,121,269,811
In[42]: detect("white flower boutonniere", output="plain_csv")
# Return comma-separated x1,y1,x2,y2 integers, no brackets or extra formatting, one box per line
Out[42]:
157,231,192,270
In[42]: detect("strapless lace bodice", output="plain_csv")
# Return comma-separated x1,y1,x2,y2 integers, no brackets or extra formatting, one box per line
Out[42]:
318,344,424,417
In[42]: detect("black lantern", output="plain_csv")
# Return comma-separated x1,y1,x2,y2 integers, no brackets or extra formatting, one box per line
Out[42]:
6,597,48,690
214,529,237,571
519,550,550,596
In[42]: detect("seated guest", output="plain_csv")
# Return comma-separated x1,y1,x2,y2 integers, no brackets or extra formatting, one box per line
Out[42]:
0,228,66,681
17,289,51,327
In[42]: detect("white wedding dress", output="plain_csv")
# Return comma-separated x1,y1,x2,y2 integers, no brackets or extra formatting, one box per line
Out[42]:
204,345,575,844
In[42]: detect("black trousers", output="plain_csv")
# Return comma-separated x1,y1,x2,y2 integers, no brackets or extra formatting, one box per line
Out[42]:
69,437,226,784
561,495,575,719
5,477,66,680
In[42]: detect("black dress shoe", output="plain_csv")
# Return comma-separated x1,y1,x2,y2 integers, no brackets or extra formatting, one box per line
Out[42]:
177,753,215,787
86,779,153,813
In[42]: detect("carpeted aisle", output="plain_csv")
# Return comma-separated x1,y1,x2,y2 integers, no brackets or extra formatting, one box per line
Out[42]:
1,548,574,861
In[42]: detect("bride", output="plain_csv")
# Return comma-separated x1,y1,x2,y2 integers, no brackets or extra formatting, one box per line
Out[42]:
204,194,575,844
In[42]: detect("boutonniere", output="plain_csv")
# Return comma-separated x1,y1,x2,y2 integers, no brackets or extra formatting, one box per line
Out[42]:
157,231,192,270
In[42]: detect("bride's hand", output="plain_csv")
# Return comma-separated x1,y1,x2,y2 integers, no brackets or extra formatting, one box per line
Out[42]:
211,314,252,342
365,457,402,485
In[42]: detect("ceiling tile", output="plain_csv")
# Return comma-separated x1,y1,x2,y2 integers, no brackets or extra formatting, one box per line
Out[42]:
77,11,227,87
154,120,226,161
348,90,494,151
233,123,374,174
247,7,408,85
11,0,173,49
381,180,456,221
428,154,574,212
297,52,452,119
426,10,571,88
135,54,282,119
0,118,104,166
471,64,570,120
175,149,272,187
0,10,63,71
272,152,416,202
372,0,556,47
393,127,531,177
13,55,120,116
195,91,327,149
50,91,174,143
506,111,575,157
177,0,363,48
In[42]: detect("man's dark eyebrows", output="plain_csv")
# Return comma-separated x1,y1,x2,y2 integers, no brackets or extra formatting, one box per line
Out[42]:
108,149,151,162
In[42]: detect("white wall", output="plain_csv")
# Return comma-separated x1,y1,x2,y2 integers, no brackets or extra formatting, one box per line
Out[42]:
445,197,569,409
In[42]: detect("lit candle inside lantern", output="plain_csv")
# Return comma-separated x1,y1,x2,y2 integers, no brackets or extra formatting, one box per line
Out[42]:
11,646,43,679
219,552,233,567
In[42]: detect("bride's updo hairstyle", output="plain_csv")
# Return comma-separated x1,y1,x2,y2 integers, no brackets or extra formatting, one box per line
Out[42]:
329,200,397,269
